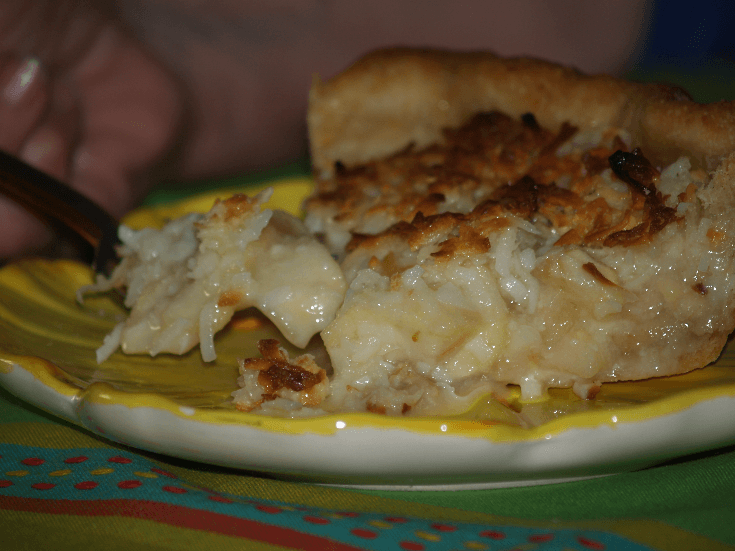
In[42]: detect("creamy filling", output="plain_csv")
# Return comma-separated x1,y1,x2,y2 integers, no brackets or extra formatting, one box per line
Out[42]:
81,190,346,363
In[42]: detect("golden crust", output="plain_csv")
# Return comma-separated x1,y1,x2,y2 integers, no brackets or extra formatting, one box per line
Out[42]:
305,111,580,244
308,48,735,175
345,146,679,263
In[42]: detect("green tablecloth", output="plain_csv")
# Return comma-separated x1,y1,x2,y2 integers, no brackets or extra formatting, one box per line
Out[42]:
2,383,734,550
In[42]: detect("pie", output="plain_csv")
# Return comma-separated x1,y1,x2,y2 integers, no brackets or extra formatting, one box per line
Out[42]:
86,48,735,417
290,48,735,414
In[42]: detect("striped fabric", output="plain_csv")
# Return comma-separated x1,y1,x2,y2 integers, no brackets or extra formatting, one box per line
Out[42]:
2,392,734,551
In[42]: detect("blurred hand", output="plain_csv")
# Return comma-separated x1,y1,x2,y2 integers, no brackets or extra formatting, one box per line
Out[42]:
0,2,182,257
0,0,649,259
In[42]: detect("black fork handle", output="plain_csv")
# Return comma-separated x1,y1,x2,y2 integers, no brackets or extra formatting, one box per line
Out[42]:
0,150,120,274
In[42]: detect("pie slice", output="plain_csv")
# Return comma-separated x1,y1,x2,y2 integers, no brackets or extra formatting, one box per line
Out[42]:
282,48,735,413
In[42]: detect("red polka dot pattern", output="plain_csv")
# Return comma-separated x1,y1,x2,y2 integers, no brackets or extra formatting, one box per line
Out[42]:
117,480,142,489
431,523,456,532
304,516,330,525
64,456,88,464
256,505,282,514
350,528,377,539
578,536,606,550
0,451,639,551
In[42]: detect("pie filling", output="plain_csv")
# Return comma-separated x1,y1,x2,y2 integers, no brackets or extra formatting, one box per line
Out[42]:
82,111,735,417
80,190,346,364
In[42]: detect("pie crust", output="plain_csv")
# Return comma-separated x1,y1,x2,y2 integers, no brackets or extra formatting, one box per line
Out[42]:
308,48,735,175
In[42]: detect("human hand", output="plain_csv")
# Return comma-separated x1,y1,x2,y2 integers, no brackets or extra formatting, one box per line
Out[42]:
0,2,182,258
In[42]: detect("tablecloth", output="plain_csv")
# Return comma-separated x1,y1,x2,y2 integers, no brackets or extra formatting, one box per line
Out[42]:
2,383,735,550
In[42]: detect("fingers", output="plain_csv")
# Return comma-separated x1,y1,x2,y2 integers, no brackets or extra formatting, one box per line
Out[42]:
0,8,183,261
0,55,58,258
0,57,48,152
18,80,78,182
67,26,183,219
0,57,78,180
0,202,53,259
0,56,83,258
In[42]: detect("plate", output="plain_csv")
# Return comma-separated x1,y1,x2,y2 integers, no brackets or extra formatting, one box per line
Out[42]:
2,177,735,489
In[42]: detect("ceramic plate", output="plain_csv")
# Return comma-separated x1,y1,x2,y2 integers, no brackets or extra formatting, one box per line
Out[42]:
2,178,735,489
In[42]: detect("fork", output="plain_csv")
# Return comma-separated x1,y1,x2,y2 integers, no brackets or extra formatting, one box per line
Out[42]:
0,150,120,275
